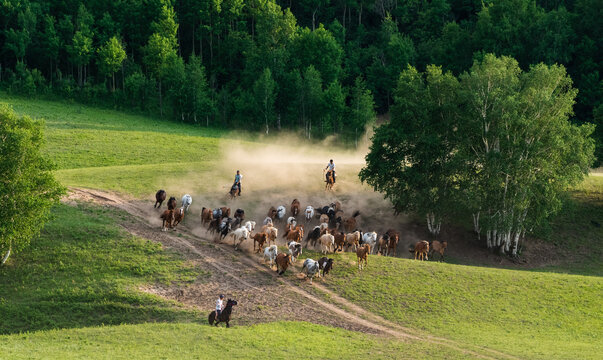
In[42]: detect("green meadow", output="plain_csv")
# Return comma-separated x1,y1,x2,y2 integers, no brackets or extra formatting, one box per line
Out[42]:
1,94,601,359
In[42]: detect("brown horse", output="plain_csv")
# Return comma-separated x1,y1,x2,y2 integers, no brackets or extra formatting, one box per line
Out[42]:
290,199,300,217
252,232,268,253
286,228,303,244
385,229,400,256
201,207,213,226
343,210,360,232
267,206,277,220
173,207,184,227
334,232,346,252
429,241,447,261
220,207,231,218
275,253,292,275
160,209,174,231
208,299,238,327
154,190,167,208
356,244,370,270
410,241,429,260
325,170,335,190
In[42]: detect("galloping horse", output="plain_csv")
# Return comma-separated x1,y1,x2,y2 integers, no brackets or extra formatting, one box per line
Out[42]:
154,190,166,208
208,299,238,327
325,170,335,191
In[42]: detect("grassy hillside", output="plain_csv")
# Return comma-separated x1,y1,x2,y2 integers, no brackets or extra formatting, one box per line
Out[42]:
0,204,200,334
0,322,478,360
0,94,226,197
295,250,603,360
0,203,477,359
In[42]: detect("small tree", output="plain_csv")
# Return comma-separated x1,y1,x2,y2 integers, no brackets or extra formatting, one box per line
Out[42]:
347,77,376,147
67,30,93,87
253,68,277,134
0,106,64,265
97,36,126,92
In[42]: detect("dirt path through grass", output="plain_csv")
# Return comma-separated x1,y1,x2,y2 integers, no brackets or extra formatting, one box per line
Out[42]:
67,187,519,360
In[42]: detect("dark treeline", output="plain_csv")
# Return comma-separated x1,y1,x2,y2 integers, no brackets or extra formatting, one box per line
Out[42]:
0,0,601,153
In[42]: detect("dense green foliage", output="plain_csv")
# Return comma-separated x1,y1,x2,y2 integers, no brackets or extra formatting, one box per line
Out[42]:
0,0,600,152
0,204,200,334
361,55,595,254
295,250,603,360
0,105,64,264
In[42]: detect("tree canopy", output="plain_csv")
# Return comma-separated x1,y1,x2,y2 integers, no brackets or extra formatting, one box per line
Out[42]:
0,0,599,152
361,54,595,255
0,105,65,265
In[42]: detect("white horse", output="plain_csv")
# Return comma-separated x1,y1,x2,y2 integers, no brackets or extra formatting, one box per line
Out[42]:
263,245,278,267
362,232,377,254
244,221,256,232
181,194,192,212
305,206,314,222
287,216,297,227
302,258,321,284
276,205,286,220
231,227,250,249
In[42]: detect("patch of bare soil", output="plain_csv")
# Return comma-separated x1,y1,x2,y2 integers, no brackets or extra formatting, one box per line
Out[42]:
66,187,519,360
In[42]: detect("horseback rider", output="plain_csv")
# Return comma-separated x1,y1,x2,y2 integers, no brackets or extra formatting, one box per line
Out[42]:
324,159,336,183
233,170,242,196
216,294,224,316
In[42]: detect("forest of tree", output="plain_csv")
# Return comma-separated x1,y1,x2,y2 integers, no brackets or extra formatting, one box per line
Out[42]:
0,0,601,155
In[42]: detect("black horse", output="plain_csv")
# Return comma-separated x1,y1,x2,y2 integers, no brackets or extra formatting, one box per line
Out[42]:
219,217,232,240
154,190,166,208
208,299,238,327
232,209,245,228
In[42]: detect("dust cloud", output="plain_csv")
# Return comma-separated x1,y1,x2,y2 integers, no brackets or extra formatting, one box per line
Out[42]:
151,130,424,255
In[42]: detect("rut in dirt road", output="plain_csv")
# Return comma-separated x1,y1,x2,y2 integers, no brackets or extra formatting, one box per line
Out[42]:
67,188,519,360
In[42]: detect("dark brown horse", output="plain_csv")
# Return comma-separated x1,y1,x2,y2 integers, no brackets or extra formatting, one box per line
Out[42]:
290,199,300,217
385,229,400,256
154,190,166,208
325,170,334,191
208,299,238,327
167,197,177,210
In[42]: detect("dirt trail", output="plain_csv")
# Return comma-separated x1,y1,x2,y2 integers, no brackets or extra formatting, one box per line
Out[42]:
67,187,519,360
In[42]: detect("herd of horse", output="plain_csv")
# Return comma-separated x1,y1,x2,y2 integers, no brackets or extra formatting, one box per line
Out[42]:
154,189,449,327
154,190,448,264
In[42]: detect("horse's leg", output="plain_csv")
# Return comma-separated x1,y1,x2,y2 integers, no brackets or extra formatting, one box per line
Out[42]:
226,320,230,328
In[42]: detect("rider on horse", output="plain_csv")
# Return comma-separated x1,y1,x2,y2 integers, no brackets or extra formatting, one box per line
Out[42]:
325,159,336,183
233,170,242,196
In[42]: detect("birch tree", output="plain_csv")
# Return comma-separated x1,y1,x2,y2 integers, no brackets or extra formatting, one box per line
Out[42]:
0,106,64,265
459,54,595,255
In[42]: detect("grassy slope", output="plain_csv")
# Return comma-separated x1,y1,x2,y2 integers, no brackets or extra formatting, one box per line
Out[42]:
0,322,477,360
536,175,603,275
0,94,225,197
0,204,200,334
0,204,473,359
295,250,603,360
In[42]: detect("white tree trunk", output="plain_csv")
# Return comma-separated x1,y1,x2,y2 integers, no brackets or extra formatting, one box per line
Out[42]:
1,247,11,265
426,213,441,236
472,212,481,239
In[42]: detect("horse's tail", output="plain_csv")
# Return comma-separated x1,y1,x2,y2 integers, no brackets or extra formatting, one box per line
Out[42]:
208,311,216,325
